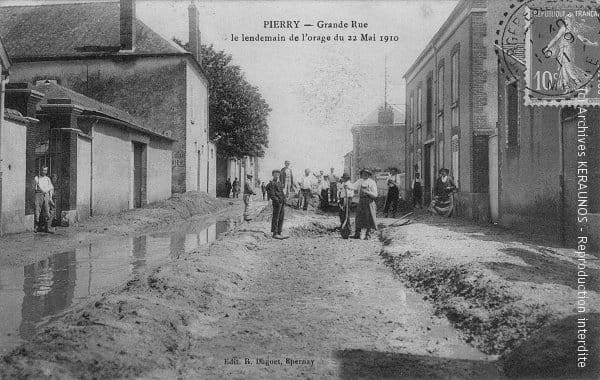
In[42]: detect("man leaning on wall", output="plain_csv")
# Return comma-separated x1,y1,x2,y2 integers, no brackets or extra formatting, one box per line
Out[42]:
33,166,54,233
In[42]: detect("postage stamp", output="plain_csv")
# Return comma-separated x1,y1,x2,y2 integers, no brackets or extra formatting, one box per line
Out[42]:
526,5,600,106
497,0,600,107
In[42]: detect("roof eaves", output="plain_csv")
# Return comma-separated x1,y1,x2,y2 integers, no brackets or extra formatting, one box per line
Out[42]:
403,0,468,80
81,110,176,142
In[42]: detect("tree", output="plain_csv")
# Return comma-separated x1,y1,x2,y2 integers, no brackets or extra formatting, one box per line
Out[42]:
174,39,271,158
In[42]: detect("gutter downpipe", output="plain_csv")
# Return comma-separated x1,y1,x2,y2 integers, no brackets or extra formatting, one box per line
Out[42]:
0,72,9,236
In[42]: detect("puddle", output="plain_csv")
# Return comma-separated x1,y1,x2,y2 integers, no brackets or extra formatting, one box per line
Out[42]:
0,218,235,354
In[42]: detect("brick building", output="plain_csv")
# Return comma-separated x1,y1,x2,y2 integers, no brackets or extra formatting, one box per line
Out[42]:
496,48,600,249
0,0,214,195
6,82,174,226
351,104,405,194
404,0,503,218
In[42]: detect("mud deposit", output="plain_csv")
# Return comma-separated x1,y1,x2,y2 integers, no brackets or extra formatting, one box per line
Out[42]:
380,212,600,378
1,209,500,379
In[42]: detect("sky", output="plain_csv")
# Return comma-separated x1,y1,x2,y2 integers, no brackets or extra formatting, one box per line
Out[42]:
2,0,458,180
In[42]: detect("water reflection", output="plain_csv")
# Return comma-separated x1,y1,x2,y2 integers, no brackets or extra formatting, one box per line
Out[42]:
0,219,232,354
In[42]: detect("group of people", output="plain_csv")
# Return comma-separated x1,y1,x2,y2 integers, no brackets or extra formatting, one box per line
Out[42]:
241,159,458,239
224,178,241,198
261,161,381,240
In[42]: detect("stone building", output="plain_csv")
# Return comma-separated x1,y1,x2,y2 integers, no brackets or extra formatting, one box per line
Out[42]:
7,82,174,225
351,104,405,194
404,0,504,218
0,0,214,195
0,40,40,234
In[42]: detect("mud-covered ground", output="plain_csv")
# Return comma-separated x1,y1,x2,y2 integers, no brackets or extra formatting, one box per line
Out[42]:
0,207,501,379
0,192,232,267
380,211,600,378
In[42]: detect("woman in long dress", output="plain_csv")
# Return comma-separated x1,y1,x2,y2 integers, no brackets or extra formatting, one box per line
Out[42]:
546,13,599,92
346,169,378,240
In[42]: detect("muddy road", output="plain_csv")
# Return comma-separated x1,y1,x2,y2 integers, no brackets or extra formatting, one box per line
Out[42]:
172,211,501,378
1,209,500,379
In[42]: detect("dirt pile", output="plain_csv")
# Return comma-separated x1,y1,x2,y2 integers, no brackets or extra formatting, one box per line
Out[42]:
379,215,600,377
0,216,263,379
74,191,231,236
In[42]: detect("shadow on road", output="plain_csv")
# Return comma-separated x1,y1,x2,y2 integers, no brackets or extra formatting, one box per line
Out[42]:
334,349,502,379
501,313,600,379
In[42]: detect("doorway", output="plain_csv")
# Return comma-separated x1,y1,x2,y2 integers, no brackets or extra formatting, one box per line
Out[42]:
132,142,146,208
423,143,435,205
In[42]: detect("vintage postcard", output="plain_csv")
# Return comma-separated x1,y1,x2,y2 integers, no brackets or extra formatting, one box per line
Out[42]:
0,0,597,378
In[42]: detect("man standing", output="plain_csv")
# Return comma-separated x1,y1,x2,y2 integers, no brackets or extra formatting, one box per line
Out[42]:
384,167,401,217
266,169,287,239
225,178,232,198
232,178,240,198
297,168,314,211
33,166,54,233
261,181,267,200
280,160,294,197
318,174,330,210
243,174,256,221
329,167,339,203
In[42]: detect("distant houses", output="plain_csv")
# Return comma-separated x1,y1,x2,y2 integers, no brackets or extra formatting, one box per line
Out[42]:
0,0,215,195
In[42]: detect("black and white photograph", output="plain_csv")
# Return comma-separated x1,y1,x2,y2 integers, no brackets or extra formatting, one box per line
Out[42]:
0,0,598,378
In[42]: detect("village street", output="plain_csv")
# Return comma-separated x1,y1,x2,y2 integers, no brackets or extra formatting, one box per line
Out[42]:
1,198,598,378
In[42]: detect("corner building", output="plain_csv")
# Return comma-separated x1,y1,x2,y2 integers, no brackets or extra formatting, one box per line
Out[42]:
404,0,504,221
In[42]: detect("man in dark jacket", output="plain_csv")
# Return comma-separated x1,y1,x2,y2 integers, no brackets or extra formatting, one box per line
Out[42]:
266,169,288,239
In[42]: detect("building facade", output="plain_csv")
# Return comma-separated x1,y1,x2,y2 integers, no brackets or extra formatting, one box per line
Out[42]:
351,104,405,193
404,0,503,218
6,82,174,226
0,0,213,195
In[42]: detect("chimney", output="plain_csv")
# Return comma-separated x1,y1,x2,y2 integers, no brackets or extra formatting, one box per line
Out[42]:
188,2,201,63
120,0,136,51
378,105,394,125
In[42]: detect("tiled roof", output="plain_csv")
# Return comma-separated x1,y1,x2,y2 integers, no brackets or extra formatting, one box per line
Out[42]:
34,82,174,141
0,2,185,60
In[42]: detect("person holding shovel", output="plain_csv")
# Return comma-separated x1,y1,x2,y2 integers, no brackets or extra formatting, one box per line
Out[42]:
337,173,353,238
345,168,378,240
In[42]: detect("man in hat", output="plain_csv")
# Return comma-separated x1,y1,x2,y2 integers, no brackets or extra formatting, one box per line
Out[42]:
266,169,288,239
384,167,401,217
33,166,54,233
337,172,354,226
345,168,378,240
318,174,330,210
243,174,256,221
